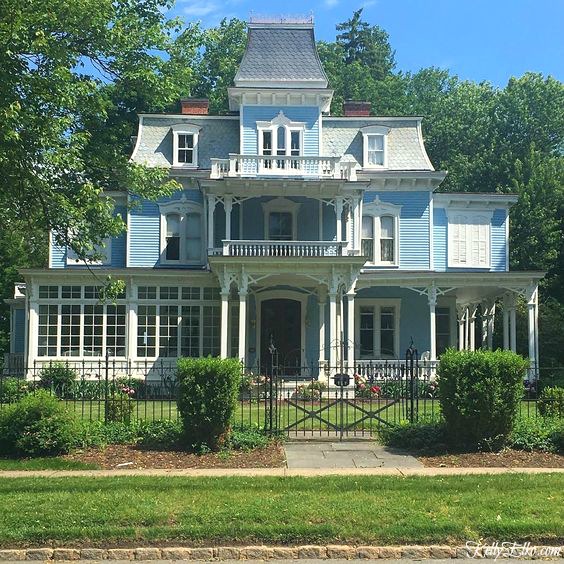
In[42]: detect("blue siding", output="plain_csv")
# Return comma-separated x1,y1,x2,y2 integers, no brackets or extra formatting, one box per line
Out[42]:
50,232,66,268
242,105,320,157
433,206,448,271
363,191,430,270
129,200,160,267
111,205,127,268
13,308,25,353
491,208,507,271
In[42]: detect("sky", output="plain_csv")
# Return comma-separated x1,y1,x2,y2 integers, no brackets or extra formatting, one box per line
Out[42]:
169,0,563,87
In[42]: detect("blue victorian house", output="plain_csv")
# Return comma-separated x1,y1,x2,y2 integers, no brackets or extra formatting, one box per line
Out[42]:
6,17,543,379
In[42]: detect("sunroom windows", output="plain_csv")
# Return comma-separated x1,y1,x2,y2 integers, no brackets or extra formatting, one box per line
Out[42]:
159,200,203,265
171,124,201,168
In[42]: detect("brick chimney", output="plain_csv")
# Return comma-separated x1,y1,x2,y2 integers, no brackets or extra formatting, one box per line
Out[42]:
180,98,209,115
343,100,371,117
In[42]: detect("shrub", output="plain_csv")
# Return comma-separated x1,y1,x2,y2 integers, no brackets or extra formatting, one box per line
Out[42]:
38,363,77,398
136,420,183,449
437,349,528,449
176,357,241,450
227,425,270,451
509,417,563,453
0,377,32,403
0,391,78,456
378,421,448,454
76,420,141,448
104,392,135,423
537,386,564,419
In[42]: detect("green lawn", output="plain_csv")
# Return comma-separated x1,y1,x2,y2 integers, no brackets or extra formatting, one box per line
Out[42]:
0,458,98,471
0,474,561,546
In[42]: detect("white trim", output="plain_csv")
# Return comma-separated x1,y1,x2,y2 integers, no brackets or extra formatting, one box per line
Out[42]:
505,209,510,272
171,124,201,168
354,298,401,359
429,191,434,270
255,289,308,367
261,197,301,240
416,119,435,171
435,193,518,208
126,194,131,267
129,115,144,162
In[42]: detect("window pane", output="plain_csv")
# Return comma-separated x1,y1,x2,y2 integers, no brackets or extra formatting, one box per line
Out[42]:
182,287,200,300
380,307,395,357
84,304,104,356
361,239,374,260
290,131,300,154
159,287,179,300
359,308,374,357
202,305,220,356
61,286,81,299
262,131,272,154
61,304,80,357
362,216,373,238
380,216,394,238
106,305,126,357
368,135,384,150
269,212,292,241
181,305,200,357
166,214,180,237
166,237,180,260
137,305,156,357
381,239,394,262
138,286,156,300
38,304,59,357
186,212,201,261
159,305,179,357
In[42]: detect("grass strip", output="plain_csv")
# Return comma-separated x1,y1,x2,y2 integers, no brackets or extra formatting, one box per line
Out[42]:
0,474,561,546
0,458,98,471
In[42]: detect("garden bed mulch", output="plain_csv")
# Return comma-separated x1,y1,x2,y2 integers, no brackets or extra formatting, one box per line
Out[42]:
419,449,564,468
64,443,285,469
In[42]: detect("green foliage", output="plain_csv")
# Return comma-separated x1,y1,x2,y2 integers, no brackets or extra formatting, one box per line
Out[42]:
176,357,241,450
508,417,563,453
227,425,270,451
437,349,528,448
104,394,134,424
537,386,564,418
136,420,183,449
377,421,448,454
38,363,77,398
0,377,33,403
76,420,142,448
0,391,78,456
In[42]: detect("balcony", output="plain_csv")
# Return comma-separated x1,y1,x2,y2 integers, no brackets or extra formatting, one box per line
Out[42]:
210,154,357,181
211,240,350,258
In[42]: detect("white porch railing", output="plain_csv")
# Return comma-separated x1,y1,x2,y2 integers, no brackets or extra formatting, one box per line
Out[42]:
220,240,349,257
210,154,357,181
355,359,438,381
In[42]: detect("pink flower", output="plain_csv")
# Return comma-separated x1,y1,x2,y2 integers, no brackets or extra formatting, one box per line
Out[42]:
359,383,366,390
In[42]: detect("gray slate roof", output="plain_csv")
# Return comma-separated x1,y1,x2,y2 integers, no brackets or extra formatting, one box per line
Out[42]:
234,24,328,87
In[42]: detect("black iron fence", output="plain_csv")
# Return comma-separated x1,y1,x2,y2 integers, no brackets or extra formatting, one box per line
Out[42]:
0,357,562,435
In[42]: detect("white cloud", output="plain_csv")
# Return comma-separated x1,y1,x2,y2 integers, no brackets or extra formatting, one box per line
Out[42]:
324,0,339,7
180,0,220,17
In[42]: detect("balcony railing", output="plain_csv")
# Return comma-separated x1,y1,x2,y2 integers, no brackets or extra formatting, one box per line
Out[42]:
210,154,357,181
215,240,349,257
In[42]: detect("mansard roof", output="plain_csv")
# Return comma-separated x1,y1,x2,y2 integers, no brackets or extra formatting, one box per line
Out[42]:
233,22,328,88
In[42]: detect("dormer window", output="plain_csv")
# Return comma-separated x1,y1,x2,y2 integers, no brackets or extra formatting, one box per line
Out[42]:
361,125,390,169
171,124,201,168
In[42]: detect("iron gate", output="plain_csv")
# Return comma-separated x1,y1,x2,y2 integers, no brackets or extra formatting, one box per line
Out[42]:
241,345,438,438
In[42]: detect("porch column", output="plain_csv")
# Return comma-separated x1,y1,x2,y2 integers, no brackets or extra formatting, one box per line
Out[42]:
126,283,137,361
456,305,466,350
503,294,510,350
238,289,247,363
224,195,233,242
335,197,343,244
526,284,538,375
428,285,437,362
318,288,327,363
469,305,477,351
347,289,356,368
207,195,216,251
508,294,517,352
487,303,495,350
27,297,39,368
220,290,229,358
329,291,338,370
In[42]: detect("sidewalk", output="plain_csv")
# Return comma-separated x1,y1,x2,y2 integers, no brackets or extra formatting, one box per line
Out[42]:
0,466,562,478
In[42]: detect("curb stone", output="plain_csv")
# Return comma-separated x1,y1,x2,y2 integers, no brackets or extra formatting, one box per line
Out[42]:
0,544,562,560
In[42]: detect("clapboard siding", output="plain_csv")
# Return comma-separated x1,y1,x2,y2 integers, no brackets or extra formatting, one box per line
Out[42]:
363,191,430,270
13,307,25,353
433,207,448,271
491,208,507,271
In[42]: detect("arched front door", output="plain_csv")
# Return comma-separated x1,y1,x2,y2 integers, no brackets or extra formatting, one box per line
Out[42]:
260,298,301,371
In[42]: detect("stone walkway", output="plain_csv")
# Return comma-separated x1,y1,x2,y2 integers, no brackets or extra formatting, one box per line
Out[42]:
284,441,423,469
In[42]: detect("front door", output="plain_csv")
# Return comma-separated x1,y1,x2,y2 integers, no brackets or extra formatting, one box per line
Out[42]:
260,298,301,371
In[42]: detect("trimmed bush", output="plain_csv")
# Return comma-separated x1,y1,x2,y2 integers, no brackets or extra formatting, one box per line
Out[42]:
537,386,564,418
437,349,528,448
378,421,448,454
176,357,241,450
0,391,78,456
0,377,32,403
136,420,183,449
38,362,77,398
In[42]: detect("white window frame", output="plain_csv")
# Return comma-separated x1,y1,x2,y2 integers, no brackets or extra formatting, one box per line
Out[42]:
361,125,390,169
361,197,401,266
355,299,401,360
257,111,305,159
261,197,301,241
446,209,492,268
159,198,204,265
171,124,201,168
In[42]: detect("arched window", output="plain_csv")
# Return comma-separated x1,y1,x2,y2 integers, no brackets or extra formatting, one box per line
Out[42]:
361,197,401,266
379,215,395,263
165,214,181,261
